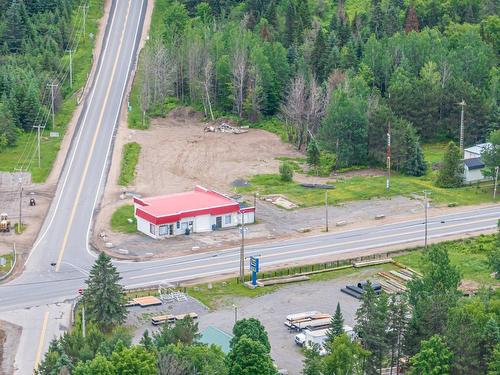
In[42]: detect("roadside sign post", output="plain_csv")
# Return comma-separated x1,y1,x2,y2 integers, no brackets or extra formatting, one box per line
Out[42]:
250,256,260,286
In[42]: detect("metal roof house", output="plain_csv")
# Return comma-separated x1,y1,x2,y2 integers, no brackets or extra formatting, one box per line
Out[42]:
134,186,255,239
463,143,492,184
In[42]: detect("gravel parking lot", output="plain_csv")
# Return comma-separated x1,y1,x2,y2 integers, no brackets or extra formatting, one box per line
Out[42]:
128,268,381,374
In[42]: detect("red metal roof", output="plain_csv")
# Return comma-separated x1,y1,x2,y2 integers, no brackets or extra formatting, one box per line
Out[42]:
134,186,242,225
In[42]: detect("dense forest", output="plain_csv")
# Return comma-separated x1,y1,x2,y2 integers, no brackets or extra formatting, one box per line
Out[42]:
0,0,79,150
137,0,499,174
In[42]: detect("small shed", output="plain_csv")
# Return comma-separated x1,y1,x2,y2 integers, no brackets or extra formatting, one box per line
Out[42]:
464,157,486,184
198,326,233,354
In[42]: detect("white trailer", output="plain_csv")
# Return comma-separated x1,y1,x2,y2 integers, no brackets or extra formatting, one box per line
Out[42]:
292,316,332,331
284,311,321,328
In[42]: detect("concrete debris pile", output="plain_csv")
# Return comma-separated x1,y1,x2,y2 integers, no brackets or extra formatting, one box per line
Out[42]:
204,123,249,134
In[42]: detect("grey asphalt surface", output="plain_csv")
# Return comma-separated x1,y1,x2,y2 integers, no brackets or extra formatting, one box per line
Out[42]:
0,0,498,372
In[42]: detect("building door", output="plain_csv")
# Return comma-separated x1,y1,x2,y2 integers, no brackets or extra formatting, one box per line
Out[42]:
215,216,222,229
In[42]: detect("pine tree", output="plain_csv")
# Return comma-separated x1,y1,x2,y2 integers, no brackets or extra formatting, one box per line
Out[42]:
284,1,297,48
307,139,320,171
403,141,427,176
3,0,32,53
405,4,420,33
387,294,409,373
83,252,127,331
370,0,384,38
355,283,388,375
311,28,327,81
325,302,344,349
436,141,463,188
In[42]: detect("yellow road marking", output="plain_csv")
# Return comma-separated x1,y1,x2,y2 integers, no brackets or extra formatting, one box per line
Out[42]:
129,217,496,280
56,0,132,271
34,311,49,368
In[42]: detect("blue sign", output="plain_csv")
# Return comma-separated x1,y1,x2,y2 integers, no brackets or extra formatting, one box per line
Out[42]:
250,256,260,286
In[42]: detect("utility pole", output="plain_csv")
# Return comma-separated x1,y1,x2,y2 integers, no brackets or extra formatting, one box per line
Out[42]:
386,122,391,192
494,166,499,200
80,3,89,37
47,82,58,129
232,304,238,324
66,49,74,89
458,100,466,156
423,191,430,248
18,177,23,233
239,212,245,283
82,305,86,338
33,123,44,168
325,191,329,232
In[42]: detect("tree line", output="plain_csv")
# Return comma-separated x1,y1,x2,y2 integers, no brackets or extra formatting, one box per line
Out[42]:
0,0,77,150
138,0,498,173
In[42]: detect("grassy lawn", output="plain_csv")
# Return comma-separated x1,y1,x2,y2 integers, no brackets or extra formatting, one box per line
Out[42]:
422,142,447,165
111,204,136,233
0,253,14,275
118,142,141,186
0,0,104,182
395,234,498,286
236,173,494,207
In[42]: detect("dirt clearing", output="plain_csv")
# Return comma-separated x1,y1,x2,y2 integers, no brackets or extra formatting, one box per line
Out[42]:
132,115,300,195
95,111,302,243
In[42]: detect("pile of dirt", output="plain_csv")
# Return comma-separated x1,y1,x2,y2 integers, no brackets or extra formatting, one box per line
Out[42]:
169,107,204,121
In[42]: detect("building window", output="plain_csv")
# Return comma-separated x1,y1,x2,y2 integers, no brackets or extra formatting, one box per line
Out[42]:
150,224,155,235
225,215,232,225
176,221,180,229
159,225,170,236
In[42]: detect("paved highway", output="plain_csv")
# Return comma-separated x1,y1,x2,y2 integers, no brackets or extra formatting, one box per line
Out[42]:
0,0,498,371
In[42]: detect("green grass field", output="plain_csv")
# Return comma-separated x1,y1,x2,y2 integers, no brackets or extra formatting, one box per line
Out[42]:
0,0,104,182
395,234,497,286
0,253,14,275
236,173,494,207
118,142,141,186
110,204,136,233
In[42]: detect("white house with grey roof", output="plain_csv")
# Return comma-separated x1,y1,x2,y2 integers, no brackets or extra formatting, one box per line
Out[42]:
463,143,492,184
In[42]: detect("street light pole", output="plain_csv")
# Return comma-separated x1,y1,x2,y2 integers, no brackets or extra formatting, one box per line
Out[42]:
325,191,329,232
494,166,499,200
18,178,23,233
424,191,429,248
233,304,238,324
239,212,245,283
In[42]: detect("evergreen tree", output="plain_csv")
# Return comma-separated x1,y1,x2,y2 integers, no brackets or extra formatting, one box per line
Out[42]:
488,344,500,375
370,0,384,38
355,281,388,375
436,141,463,188
325,302,344,348
307,139,320,171
284,1,297,48
139,330,154,352
403,141,427,176
311,28,327,82
410,335,452,375
3,0,32,53
387,294,409,373
0,101,18,148
82,252,127,331
406,246,461,355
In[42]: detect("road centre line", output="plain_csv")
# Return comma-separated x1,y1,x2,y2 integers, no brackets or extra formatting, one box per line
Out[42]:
55,0,132,272
34,311,49,369
125,224,496,288
113,207,499,266
85,0,145,260
128,218,495,280
25,1,121,266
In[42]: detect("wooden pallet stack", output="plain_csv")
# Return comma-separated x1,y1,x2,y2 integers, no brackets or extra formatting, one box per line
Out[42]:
377,267,421,294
